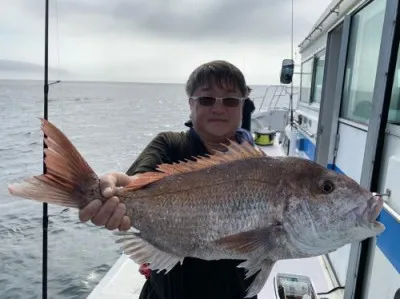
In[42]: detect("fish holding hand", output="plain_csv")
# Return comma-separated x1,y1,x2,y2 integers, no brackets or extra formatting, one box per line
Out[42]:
8,119,385,298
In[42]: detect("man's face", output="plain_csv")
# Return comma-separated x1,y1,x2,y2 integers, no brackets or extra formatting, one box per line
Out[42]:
189,81,244,140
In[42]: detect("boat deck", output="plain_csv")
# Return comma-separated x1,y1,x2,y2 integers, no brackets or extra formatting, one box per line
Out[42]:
87,139,344,299
87,254,343,299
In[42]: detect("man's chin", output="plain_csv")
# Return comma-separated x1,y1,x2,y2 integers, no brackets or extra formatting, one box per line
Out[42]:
206,127,233,139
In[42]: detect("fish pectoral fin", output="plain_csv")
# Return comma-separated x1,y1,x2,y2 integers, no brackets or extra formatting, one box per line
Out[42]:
213,226,283,254
240,259,275,298
114,231,183,274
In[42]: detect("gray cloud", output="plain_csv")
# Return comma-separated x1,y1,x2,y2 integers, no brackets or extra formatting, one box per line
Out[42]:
2,0,330,83
111,0,292,42
21,0,319,43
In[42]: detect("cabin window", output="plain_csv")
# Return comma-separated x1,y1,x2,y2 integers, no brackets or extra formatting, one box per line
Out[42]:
388,45,400,125
311,53,326,104
394,289,400,299
300,58,313,103
340,0,386,124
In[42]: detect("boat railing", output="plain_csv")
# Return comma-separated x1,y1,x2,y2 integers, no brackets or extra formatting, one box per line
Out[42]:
252,85,299,113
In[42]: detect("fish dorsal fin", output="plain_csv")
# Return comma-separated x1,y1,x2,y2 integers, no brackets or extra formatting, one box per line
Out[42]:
156,140,265,176
124,172,168,191
124,141,265,191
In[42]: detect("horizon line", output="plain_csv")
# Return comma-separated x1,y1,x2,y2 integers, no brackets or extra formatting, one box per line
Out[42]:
0,77,300,88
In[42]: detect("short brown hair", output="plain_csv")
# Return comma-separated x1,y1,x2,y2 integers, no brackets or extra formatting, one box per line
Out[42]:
185,60,247,97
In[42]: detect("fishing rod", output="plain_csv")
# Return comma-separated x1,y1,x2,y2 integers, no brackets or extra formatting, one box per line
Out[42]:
42,0,49,297
42,1,62,296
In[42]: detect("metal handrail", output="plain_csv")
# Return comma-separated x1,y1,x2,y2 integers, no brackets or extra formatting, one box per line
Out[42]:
255,85,299,112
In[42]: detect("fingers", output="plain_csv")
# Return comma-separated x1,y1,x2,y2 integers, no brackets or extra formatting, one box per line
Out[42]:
100,172,132,198
105,202,127,230
119,216,131,231
91,196,119,226
79,197,130,231
100,174,118,198
79,199,102,222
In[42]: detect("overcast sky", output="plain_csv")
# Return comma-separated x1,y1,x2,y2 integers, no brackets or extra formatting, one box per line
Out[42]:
0,0,331,85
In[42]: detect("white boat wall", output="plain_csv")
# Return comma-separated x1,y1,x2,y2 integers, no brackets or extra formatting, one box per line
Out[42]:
285,0,400,298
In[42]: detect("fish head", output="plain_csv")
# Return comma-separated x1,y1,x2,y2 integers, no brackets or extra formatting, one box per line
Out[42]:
278,158,385,254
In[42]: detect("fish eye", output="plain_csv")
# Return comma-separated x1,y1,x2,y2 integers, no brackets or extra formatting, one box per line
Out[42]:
320,180,335,194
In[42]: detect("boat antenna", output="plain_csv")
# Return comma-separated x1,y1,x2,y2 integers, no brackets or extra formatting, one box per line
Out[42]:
290,0,294,127
42,0,49,297
287,0,297,156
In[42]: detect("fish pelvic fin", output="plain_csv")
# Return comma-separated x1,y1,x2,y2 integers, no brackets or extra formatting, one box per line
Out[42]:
155,140,265,176
114,231,183,274
238,259,275,298
8,118,99,209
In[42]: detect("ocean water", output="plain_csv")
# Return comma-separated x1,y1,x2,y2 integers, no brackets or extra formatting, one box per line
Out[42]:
0,80,292,299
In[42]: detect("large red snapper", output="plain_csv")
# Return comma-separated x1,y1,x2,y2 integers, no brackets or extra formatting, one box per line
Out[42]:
8,119,385,297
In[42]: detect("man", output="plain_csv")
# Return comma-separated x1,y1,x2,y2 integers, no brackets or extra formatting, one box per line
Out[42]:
242,86,256,132
79,60,258,299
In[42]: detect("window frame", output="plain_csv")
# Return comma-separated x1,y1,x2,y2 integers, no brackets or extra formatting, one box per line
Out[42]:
310,50,326,106
338,0,387,125
299,56,314,104
387,44,400,125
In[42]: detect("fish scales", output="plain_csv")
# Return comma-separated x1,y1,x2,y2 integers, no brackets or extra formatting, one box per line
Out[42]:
121,161,276,259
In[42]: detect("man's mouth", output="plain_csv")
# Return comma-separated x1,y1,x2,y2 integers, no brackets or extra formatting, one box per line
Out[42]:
208,119,227,122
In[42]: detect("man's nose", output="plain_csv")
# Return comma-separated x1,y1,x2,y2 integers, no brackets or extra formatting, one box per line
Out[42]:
210,99,226,112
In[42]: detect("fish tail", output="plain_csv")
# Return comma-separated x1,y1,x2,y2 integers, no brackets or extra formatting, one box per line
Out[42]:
8,118,99,209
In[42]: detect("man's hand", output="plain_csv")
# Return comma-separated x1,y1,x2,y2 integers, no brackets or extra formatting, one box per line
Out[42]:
79,172,133,231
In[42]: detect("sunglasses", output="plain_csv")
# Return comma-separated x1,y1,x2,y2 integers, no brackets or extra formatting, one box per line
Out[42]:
190,96,245,107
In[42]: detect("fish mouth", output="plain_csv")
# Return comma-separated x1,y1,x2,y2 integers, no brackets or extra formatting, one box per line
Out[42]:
357,194,384,230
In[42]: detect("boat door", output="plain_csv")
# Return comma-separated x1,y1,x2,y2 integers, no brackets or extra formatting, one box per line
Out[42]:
318,0,387,288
